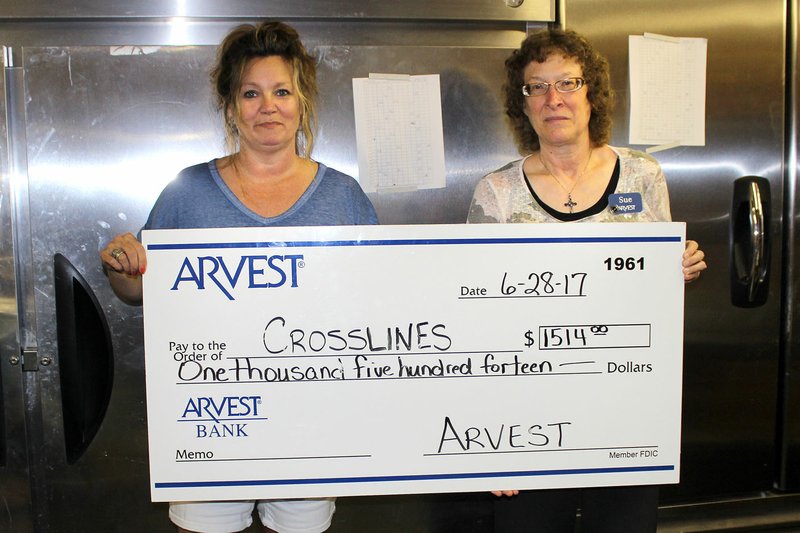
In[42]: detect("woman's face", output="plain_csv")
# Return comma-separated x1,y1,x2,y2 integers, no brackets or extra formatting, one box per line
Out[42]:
522,54,592,149
234,55,301,155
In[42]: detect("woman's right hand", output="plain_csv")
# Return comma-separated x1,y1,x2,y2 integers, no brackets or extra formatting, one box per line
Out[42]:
101,232,147,277
100,232,147,306
491,490,519,497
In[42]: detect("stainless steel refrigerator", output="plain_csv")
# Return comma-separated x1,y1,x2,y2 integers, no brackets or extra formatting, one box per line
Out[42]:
1,0,798,531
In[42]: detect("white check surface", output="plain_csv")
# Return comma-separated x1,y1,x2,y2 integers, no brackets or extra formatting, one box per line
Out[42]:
142,222,685,502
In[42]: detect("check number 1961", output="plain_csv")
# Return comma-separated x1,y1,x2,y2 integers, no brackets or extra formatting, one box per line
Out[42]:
604,256,645,270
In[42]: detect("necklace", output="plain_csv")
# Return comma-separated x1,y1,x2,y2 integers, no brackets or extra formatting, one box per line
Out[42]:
539,149,593,214
231,156,260,203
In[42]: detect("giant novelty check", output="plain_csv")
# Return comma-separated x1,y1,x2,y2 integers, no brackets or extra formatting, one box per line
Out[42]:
142,222,685,502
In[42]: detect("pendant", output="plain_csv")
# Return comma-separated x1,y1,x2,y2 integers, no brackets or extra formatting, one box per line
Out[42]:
564,194,577,213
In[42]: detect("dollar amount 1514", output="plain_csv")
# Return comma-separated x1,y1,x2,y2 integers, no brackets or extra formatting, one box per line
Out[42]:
501,271,588,297
535,326,613,348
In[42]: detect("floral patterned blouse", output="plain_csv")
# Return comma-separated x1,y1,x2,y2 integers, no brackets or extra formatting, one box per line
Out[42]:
467,146,672,224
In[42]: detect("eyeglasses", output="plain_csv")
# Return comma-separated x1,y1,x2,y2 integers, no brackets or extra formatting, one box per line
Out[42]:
521,77,586,97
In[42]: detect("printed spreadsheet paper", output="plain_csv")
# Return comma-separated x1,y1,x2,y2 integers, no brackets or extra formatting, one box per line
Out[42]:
142,222,685,502
629,34,707,151
352,73,446,192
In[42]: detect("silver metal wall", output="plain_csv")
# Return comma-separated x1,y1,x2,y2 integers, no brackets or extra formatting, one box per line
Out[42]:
1,47,35,533
567,0,788,504
780,0,800,494
0,0,553,21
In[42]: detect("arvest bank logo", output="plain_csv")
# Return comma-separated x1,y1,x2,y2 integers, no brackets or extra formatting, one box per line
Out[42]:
179,395,264,439
170,254,304,300
180,395,262,422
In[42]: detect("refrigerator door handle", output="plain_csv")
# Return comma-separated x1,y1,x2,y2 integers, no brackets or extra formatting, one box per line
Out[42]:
730,176,771,307
53,253,114,464
745,181,766,300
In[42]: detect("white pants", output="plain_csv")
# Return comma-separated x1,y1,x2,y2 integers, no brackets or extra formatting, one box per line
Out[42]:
169,498,336,533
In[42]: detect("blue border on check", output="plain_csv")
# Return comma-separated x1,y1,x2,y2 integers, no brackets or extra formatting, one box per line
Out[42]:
155,465,675,489
147,236,681,251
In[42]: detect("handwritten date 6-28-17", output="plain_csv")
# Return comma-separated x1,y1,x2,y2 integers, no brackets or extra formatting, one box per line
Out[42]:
500,271,588,297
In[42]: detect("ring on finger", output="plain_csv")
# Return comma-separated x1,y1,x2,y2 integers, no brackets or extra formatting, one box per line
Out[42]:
110,248,126,260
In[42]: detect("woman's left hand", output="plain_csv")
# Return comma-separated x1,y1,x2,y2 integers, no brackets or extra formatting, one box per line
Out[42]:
683,239,707,282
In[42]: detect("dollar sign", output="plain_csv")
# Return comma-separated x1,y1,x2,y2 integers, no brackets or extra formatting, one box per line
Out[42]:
524,330,535,347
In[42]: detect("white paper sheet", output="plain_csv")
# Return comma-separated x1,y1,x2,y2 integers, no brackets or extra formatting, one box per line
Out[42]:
352,73,446,192
628,33,708,151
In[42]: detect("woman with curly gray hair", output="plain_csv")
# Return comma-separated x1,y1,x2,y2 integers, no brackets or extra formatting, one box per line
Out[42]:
468,28,706,532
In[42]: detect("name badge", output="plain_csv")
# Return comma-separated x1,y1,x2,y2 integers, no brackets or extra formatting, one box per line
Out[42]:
609,192,643,214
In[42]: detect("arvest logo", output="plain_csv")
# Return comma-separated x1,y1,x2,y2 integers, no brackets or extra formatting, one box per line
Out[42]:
180,395,262,423
170,254,304,300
